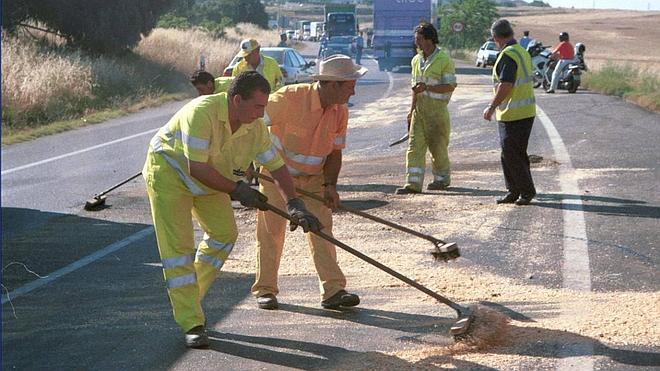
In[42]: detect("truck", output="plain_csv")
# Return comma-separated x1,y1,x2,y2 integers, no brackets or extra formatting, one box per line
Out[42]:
297,20,311,40
324,3,357,38
309,21,324,42
372,0,433,71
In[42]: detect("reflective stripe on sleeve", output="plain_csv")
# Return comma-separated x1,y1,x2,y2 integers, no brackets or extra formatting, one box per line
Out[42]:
181,131,209,151
166,273,197,289
256,144,278,164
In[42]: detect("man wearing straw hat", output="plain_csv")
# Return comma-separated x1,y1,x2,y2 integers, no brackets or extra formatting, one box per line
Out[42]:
252,54,368,311
233,38,283,93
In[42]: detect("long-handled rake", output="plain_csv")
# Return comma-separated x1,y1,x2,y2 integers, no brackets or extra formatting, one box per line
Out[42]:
254,173,459,261
261,201,475,337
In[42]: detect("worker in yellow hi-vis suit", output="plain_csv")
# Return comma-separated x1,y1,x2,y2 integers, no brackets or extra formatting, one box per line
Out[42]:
232,38,283,93
143,72,321,349
396,22,457,194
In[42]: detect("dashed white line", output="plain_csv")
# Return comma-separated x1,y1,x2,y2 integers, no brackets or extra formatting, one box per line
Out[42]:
1,227,153,304
2,128,158,176
537,106,594,370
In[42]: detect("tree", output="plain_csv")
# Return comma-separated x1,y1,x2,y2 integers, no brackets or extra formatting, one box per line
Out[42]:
437,0,499,49
159,0,269,31
3,0,175,53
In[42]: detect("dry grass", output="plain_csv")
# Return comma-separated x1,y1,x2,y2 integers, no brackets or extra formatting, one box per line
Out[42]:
1,33,93,126
2,24,280,143
505,7,660,75
136,24,281,78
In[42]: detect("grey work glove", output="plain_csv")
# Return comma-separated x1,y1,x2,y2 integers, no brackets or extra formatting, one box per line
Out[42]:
286,198,322,233
230,181,268,210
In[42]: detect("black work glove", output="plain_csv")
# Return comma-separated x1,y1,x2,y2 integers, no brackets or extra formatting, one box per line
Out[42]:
286,198,322,233
229,181,268,210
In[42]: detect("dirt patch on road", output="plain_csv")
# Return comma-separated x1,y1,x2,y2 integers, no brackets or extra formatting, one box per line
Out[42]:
224,150,659,369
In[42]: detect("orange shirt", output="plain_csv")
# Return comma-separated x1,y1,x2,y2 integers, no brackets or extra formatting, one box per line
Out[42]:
553,41,575,60
263,82,348,176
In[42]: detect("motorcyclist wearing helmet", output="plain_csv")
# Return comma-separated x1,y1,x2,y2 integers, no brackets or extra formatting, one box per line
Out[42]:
547,32,576,93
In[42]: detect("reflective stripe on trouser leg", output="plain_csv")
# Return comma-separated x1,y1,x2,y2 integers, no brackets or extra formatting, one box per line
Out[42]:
405,108,427,191
252,170,346,300
145,183,204,333
192,192,238,299
422,100,451,185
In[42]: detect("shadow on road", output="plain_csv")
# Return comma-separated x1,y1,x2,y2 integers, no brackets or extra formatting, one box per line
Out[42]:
436,187,659,220
338,183,399,194
207,331,495,370
278,302,455,334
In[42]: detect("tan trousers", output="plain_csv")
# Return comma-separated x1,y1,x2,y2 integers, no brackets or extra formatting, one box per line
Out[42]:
251,170,346,300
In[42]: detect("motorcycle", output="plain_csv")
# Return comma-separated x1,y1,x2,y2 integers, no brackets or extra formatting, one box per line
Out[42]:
526,40,552,89
541,43,587,94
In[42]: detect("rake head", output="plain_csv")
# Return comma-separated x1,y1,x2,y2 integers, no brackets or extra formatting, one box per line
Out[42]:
431,242,460,261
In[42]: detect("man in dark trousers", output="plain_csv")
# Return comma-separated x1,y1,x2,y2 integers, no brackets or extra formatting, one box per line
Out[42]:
483,19,537,206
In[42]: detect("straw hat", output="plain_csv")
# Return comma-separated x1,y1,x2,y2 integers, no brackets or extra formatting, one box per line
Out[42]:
310,54,368,81
238,39,260,57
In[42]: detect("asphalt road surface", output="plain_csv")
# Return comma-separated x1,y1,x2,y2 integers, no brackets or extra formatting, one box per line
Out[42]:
2,42,658,370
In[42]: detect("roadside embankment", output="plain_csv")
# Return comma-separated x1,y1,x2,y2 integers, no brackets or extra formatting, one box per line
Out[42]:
1,24,279,145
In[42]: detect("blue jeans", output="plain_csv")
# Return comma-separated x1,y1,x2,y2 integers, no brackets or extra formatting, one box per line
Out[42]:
355,48,362,65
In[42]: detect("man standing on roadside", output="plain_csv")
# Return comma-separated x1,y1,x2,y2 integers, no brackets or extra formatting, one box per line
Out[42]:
143,72,321,348
395,22,456,194
483,19,537,206
354,31,364,65
232,39,283,93
251,55,367,311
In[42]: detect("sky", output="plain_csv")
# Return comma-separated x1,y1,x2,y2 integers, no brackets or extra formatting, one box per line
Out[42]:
529,0,660,11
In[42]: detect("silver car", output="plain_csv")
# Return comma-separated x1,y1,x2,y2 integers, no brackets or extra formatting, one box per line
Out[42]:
223,47,316,85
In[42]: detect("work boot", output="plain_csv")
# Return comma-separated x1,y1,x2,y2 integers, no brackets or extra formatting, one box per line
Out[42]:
496,192,519,204
395,186,420,195
546,89,555,94
515,193,536,206
185,325,209,348
321,290,360,310
256,294,279,310
427,181,450,190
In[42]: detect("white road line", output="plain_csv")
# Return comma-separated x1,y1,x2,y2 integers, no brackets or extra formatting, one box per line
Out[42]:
537,106,594,370
380,71,394,101
1,128,159,176
1,227,153,304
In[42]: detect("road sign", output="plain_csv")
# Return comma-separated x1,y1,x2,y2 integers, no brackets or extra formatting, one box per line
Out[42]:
452,21,464,33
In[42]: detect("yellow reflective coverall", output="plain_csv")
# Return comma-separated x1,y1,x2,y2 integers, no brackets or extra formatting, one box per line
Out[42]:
405,47,456,191
232,54,283,93
143,93,284,332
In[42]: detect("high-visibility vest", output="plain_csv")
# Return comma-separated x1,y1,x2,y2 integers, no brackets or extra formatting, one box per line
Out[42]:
232,54,283,93
411,47,456,102
492,43,536,121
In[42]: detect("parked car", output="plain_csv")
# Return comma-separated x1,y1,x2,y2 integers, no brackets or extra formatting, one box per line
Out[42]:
222,47,316,85
475,40,499,68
